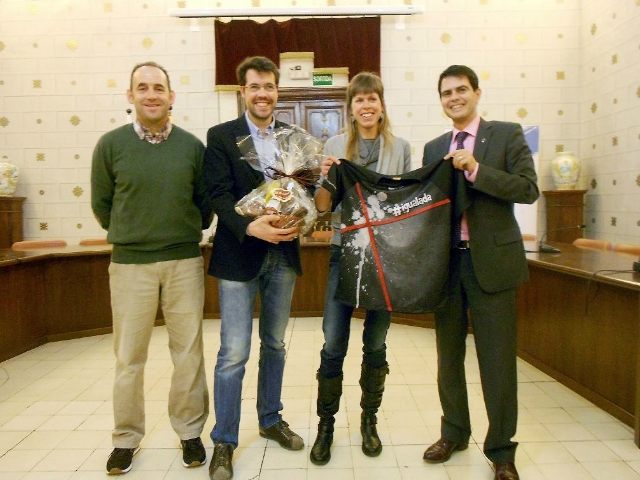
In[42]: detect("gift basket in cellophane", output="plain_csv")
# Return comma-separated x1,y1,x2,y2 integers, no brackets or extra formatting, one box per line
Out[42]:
234,125,324,235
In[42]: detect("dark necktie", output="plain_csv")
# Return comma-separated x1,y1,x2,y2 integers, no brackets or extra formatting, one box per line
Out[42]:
456,131,468,150
452,131,469,244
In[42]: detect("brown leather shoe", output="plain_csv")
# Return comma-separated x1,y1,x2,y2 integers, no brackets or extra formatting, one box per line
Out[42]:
423,437,468,463
494,462,520,480
259,420,304,451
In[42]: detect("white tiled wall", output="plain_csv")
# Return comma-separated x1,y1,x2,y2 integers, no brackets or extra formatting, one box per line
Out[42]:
0,0,638,245
579,0,640,242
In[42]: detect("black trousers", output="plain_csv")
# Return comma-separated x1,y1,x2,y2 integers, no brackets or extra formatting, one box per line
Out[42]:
435,249,518,463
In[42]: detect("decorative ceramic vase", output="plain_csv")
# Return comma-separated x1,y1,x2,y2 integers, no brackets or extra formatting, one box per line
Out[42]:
0,162,19,196
551,151,581,190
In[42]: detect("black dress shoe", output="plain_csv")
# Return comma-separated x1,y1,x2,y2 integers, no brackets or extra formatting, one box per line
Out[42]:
259,420,304,451
494,462,520,480
423,437,468,463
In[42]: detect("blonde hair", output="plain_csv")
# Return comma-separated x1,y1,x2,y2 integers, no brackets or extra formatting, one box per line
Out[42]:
344,72,393,161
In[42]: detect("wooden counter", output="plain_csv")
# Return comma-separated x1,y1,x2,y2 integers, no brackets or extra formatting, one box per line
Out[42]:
0,241,433,361
0,245,114,361
517,242,640,445
5,240,638,445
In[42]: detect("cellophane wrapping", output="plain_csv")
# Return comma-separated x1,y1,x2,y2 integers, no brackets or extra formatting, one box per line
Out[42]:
235,125,324,234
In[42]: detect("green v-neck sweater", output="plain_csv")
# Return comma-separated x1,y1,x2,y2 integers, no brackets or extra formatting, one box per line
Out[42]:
91,124,207,264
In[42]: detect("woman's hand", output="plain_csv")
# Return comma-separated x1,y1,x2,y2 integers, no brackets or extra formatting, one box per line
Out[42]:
320,156,341,178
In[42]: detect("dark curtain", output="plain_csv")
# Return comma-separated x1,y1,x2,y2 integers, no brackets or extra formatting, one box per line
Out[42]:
214,17,380,85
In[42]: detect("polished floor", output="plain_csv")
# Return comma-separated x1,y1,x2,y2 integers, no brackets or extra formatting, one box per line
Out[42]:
2,317,640,479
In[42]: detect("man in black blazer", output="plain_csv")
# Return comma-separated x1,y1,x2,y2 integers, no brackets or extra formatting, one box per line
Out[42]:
421,65,539,480
203,56,304,480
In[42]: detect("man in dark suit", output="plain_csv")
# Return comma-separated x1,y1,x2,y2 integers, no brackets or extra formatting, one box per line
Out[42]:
421,65,539,480
203,56,304,480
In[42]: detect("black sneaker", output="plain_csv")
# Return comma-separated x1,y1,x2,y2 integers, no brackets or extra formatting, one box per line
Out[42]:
106,446,140,475
209,442,233,480
259,419,304,451
181,437,206,467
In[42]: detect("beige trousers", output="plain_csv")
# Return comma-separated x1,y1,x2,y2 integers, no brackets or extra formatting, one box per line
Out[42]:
109,256,209,448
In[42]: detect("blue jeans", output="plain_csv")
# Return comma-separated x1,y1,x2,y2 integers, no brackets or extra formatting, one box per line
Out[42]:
210,246,297,447
319,245,391,379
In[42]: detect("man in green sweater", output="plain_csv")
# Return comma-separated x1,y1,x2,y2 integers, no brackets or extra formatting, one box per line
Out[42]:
91,61,211,475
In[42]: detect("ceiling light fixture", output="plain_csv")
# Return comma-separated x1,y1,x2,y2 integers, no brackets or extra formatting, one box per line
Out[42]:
168,5,424,18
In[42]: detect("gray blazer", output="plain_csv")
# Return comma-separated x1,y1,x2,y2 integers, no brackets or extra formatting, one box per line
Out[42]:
324,133,411,175
323,132,412,245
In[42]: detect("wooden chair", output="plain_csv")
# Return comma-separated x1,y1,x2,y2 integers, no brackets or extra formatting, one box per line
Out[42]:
572,238,612,251
521,233,536,241
12,239,67,250
79,237,109,246
613,243,640,256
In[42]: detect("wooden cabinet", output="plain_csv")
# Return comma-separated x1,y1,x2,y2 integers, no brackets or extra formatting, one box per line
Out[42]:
275,87,347,141
0,196,25,249
239,87,348,141
542,190,587,243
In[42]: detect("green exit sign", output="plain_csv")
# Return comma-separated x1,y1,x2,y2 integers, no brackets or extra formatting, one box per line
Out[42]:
313,73,333,86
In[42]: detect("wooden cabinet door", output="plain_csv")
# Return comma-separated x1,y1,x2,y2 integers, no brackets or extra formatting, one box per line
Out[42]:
542,190,587,243
273,102,298,126
276,88,346,139
0,197,25,249
303,101,346,142
240,87,347,139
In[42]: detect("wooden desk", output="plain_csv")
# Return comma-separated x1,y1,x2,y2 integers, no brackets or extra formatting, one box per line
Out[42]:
0,241,436,364
0,245,114,361
0,243,334,363
203,241,333,319
3,239,638,444
517,243,640,445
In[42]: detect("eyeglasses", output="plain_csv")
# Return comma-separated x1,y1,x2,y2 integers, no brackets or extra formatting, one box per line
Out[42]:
245,83,277,93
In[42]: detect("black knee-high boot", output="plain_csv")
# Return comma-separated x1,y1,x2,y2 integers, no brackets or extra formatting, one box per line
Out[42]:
359,363,389,457
310,371,343,465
